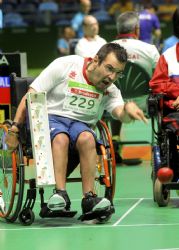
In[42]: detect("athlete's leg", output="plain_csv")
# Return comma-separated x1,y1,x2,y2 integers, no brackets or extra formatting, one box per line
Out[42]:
65,120,111,215
76,131,97,194
51,133,69,190
47,133,70,211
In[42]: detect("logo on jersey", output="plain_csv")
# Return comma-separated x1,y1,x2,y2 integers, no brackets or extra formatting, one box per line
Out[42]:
69,71,77,79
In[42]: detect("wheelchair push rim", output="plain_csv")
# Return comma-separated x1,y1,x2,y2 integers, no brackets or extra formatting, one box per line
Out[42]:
0,124,24,222
95,120,116,202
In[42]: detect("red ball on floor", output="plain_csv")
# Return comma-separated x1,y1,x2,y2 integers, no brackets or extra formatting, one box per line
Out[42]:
157,167,174,184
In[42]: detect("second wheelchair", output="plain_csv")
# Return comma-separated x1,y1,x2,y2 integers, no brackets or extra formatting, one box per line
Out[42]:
148,92,179,207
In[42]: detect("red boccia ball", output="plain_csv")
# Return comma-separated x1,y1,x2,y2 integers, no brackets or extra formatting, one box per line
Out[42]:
157,167,174,184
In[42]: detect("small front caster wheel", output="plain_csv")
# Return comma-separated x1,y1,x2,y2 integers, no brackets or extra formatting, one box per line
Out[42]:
154,178,170,207
18,208,35,226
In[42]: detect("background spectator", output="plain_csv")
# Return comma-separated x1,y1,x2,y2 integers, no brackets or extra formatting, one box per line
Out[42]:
38,0,59,13
108,0,134,20
71,0,91,38
111,11,160,163
139,3,161,49
158,0,177,22
114,11,160,93
38,0,59,26
4,9,28,28
57,26,76,56
91,0,111,23
75,15,106,57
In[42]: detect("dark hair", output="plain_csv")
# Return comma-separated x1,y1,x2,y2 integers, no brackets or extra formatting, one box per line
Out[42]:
173,7,179,39
96,43,128,65
143,3,158,11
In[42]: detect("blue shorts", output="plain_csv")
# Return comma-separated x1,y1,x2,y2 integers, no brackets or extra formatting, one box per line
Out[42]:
48,115,99,177
48,114,97,149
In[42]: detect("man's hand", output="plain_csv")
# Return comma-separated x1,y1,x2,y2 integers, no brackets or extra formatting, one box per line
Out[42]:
172,96,179,110
124,101,148,124
5,130,19,150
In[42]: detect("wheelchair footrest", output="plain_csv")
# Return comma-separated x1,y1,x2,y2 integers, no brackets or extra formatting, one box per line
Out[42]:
78,206,115,222
39,203,77,218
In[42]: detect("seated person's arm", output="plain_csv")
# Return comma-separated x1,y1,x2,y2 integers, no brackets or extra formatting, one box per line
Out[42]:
154,28,161,40
5,87,37,149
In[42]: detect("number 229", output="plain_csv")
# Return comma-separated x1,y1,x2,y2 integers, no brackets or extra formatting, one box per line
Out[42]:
69,96,95,109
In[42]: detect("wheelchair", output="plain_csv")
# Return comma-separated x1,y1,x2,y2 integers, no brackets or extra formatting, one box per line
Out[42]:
0,73,116,225
148,92,179,207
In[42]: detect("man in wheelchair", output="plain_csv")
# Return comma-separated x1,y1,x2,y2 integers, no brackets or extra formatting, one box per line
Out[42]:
5,43,147,219
148,7,179,205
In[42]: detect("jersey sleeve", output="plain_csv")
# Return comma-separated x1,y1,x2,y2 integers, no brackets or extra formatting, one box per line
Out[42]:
30,58,66,92
104,85,124,115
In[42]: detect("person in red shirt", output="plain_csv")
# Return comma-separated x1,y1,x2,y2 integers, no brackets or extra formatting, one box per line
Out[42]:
149,8,179,183
149,7,179,114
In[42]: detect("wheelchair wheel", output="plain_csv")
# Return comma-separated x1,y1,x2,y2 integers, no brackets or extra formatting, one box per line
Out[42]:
95,120,116,203
151,145,159,202
154,178,170,207
18,208,35,226
0,124,25,222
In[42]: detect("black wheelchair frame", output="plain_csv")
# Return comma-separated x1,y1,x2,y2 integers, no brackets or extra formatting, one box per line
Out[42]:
148,92,179,207
0,73,116,225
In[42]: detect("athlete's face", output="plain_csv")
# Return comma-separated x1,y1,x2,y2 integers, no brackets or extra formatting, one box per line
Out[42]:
88,53,126,91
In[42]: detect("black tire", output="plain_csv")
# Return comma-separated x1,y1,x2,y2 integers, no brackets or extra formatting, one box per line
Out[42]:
18,208,35,226
151,146,157,202
0,124,25,222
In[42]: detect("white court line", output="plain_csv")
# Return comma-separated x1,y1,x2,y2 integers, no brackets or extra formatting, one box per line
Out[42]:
1,197,179,231
153,248,179,250
113,198,144,226
34,197,152,203
29,196,179,203
2,222,179,231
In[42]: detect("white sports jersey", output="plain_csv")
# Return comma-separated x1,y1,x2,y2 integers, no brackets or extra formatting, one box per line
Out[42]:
30,55,124,125
112,38,160,76
164,44,179,77
75,35,107,57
